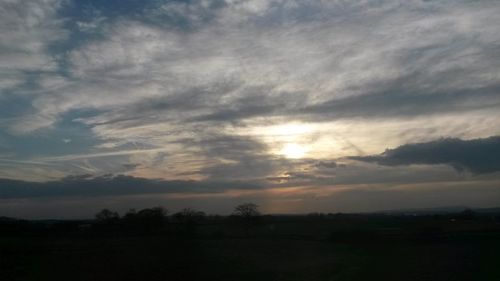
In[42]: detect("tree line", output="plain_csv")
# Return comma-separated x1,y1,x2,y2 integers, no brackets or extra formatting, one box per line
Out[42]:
93,203,261,234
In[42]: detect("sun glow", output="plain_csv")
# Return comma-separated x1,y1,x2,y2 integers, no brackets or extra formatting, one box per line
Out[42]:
252,123,316,137
235,121,346,159
281,143,308,159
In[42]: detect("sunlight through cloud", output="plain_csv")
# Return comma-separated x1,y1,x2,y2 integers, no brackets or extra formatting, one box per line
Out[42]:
280,143,308,159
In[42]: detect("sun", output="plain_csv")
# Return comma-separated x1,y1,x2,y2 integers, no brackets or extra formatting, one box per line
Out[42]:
281,143,307,159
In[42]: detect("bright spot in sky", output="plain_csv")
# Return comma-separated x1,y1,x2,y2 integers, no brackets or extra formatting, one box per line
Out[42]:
269,123,315,136
281,143,308,159
245,122,316,138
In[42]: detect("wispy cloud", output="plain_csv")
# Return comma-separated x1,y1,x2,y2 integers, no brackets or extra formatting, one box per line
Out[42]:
1,1,500,216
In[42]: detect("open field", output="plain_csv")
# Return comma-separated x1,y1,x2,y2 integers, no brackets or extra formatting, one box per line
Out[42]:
1,214,500,281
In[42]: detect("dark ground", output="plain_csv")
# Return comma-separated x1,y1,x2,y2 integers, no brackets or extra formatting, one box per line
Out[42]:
1,213,499,281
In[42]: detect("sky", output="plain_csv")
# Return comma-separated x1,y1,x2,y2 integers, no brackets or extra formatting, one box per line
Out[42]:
1,0,500,219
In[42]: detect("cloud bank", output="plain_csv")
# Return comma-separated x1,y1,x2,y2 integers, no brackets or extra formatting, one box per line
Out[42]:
0,174,259,199
351,136,500,174
1,0,500,216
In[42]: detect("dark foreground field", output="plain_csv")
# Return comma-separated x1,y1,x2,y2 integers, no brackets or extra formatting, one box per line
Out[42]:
1,213,500,281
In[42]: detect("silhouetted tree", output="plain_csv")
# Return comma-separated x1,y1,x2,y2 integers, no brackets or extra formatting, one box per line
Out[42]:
232,203,261,236
173,208,206,224
173,208,206,237
122,207,168,233
232,203,260,219
137,206,168,219
95,209,120,222
94,209,120,231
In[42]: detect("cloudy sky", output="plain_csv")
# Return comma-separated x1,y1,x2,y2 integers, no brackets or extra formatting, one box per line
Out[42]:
1,0,500,218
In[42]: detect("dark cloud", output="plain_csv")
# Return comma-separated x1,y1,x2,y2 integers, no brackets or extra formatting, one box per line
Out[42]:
315,161,338,169
191,104,278,123
186,135,285,180
0,174,260,199
185,80,500,125
301,82,500,121
122,163,140,170
190,135,267,159
350,136,500,174
188,89,304,123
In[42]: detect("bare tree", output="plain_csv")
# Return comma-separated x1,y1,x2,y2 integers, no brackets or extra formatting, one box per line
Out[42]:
173,208,206,237
94,209,120,231
232,203,260,219
173,208,206,224
95,209,119,222
122,207,168,232
232,203,260,236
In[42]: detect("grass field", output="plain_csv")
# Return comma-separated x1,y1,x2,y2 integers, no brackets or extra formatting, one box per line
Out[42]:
1,214,499,281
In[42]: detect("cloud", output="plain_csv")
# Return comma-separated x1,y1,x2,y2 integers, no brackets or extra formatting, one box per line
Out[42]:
179,134,289,180
300,83,500,121
0,0,67,91
14,0,500,131
0,174,260,199
2,178,500,219
0,0,69,135
314,161,337,169
1,0,500,186
350,136,500,174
